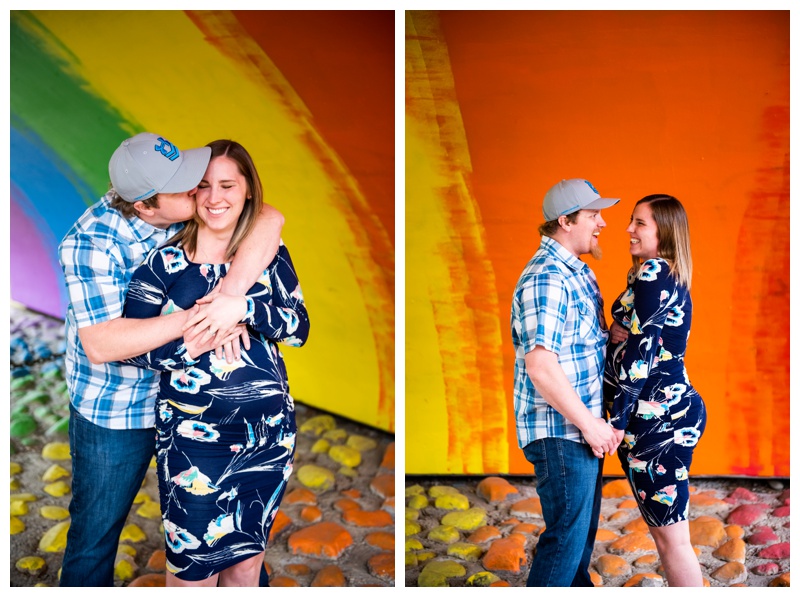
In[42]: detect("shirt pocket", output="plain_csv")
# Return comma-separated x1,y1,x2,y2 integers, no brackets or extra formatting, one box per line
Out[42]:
577,301,599,340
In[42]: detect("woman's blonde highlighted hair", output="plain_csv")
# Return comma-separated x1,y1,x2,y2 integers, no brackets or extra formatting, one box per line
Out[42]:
633,194,693,289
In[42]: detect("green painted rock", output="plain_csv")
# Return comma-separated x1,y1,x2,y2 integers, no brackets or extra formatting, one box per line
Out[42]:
45,416,70,436
10,415,37,438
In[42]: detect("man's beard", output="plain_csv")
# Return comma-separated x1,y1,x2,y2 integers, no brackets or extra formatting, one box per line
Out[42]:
589,244,603,260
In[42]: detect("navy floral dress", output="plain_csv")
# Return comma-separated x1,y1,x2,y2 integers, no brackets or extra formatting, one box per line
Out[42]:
604,258,705,527
124,241,309,580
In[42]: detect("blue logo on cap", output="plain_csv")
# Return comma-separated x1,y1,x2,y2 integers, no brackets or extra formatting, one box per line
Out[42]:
155,137,180,161
583,180,599,195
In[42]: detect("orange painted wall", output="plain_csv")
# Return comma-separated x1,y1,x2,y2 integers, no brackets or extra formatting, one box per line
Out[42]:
406,10,789,476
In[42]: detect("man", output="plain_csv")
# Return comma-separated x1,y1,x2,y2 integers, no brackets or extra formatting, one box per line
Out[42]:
510,178,623,587
58,132,284,586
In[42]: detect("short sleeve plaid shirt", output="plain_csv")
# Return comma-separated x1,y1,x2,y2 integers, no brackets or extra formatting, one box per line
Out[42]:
510,236,609,447
58,193,182,429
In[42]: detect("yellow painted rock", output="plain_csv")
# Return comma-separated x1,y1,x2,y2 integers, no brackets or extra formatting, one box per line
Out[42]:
429,485,462,498
296,465,336,492
114,555,137,581
117,544,137,558
299,415,336,436
11,500,29,516
136,500,162,520
10,492,37,503
447,541,484,562
419,560,466,586
405,484,425,498
467,571,502,586
427,524,460,544
406,507,420,521
42,442,71,460
40,506,70,521
42,464,70,482
43,481,71,498
405,552,418,567
346,434,377,452
149,456,158,469
406,538,424,551
408,494,429,510
417,551,436,563
120,523,147,543
11,516,25,535
11,478,20,491
10,462,22,475
435,493,470,511
322,428,348,442
16,556,47,576
338,466,358,478
406,520,421,536
39,521,70,552
133,490,150,505
311,439,331,454
442,508,488,532
329,445,361,468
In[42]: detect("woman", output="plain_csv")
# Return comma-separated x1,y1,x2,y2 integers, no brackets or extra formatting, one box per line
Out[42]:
123,140,309,586
604,195,706,587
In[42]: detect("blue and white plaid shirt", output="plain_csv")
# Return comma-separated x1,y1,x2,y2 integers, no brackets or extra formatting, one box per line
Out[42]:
511,235,609,447
59,192,182,429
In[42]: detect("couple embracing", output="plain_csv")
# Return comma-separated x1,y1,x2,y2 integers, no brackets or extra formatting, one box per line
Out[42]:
511,179,706,587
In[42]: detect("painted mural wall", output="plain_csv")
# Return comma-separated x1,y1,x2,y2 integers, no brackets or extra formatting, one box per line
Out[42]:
406,10,789,476
10,10,395,432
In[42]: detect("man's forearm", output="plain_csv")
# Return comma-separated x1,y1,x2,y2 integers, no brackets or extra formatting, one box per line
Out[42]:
78,310,192,364
220,203,284,295
525,347,596,431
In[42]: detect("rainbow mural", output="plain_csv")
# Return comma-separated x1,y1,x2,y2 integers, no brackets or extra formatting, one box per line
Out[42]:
406,10,789,476
10,10,395,432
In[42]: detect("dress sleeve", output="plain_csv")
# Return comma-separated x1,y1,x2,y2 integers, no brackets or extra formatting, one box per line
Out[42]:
608,259,678,430
122,248,198,371
241,245,310,347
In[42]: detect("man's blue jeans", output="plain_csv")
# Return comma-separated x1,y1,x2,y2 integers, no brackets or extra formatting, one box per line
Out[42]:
60,405,156,586
523,437,604,587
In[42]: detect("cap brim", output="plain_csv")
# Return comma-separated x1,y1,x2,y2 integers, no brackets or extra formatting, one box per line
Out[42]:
159,146,212,194
584,197,620,211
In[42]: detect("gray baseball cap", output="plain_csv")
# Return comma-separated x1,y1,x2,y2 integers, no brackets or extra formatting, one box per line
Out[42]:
543,178,619,221
108,132,212,202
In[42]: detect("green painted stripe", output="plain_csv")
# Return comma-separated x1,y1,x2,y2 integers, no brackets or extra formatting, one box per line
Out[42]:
10,11,139,201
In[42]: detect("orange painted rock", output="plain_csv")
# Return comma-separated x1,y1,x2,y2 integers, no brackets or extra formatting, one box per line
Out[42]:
311,564,346,587
288,521,353,559
476,477,519,502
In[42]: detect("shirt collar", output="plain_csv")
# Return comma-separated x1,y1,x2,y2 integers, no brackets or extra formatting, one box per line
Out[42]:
541,235,589,274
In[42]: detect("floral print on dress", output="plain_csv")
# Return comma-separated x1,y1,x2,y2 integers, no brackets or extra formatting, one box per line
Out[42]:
123,241,309,581
604,258,706,527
